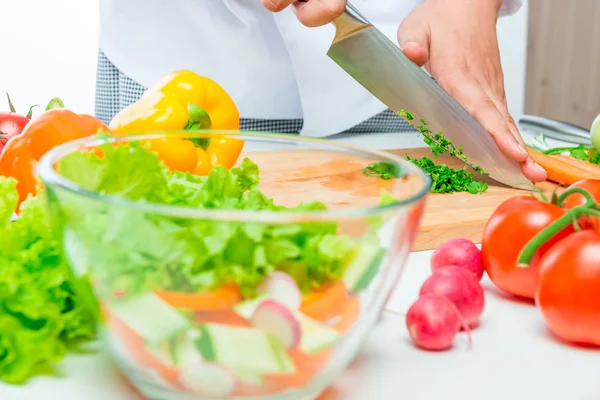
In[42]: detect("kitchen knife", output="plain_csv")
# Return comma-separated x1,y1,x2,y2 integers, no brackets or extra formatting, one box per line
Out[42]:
324,1,531,188
518,115,591,145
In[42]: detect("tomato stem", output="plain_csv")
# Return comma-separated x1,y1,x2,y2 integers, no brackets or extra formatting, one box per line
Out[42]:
516,206,600,267
6,92,16,113
26,105,39,119
530,186,549,203
556,187,596,208
550,189,558,205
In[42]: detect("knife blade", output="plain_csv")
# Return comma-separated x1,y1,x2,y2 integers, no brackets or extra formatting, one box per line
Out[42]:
325,2,531,189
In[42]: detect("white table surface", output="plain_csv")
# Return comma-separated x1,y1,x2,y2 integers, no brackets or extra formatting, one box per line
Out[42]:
3,131,597,400
3,249,600,400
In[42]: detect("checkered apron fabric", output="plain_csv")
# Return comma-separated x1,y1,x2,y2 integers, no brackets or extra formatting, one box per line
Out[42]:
95,49,416,134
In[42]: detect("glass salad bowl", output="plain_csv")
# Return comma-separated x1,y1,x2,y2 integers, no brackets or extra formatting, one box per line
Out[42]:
37,131,430,400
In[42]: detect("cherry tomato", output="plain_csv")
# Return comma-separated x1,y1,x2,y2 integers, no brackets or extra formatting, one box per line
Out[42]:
481,196,579,299
144,138,197,173
536,230,600,346
561,179,600,208
0,113,29,136
0,113,30,152
559,180,600,231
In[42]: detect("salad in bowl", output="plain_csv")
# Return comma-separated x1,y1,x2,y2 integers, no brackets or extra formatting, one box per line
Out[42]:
37,131,429,399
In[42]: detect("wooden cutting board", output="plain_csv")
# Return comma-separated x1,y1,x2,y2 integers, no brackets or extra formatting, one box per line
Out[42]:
239,147,560,251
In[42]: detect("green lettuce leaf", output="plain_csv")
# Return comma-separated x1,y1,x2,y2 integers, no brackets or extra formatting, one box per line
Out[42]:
58,140,169,202
0,182,96,384
56,139,383,300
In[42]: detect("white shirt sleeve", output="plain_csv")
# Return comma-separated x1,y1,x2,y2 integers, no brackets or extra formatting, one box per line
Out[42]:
499,0,523,16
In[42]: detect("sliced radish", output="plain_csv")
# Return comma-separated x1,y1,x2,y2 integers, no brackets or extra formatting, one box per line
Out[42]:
251,300,302,349
178,361,237,396
258,271,302,310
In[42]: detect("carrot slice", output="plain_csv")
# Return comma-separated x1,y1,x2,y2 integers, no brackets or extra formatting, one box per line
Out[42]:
155,283,241,311
102,304,180,387
527,147,598,185
193,310,250,327
332,295,361,334
550,154,600,176
266,348,333,389
300,281,347,322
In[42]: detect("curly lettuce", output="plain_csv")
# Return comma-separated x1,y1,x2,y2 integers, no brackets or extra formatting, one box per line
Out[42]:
57,141,364,298
0,179,96,384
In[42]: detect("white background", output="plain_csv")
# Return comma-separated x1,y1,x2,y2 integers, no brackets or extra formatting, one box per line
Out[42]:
0,0,530,118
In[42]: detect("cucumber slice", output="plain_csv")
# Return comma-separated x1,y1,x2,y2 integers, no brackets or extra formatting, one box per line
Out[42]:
342,244,386,292
233,294,270,319
110,293,190,345
196,323,295,375
297,313,342,354
146,329,204,367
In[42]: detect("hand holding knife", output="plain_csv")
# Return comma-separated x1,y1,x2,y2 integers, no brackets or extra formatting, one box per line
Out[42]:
261,0,547,188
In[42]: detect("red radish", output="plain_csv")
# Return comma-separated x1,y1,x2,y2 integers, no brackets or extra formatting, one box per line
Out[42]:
178,362,237,396
419,266,485,327
431,238,484,281
251,300,302,349
259,271,302,310
406,293,470,351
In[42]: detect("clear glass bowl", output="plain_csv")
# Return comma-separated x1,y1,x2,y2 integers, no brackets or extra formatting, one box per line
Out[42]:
38,131,430,400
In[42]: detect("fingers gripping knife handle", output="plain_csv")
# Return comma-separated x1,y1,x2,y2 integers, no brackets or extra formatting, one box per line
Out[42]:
296,0,370,39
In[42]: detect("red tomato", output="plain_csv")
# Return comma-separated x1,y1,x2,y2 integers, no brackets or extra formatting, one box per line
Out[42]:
561,179,600,208
481,196,579,299
536,230,600,346
560,180,600,230
0,112,30,151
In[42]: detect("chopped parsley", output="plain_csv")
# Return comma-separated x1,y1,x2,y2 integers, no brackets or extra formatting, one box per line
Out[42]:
363,110,488,194
363,162,403,180
398,109,487,176
407,156,488,194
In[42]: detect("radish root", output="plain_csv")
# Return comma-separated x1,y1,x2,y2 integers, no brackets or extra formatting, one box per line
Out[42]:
383,308,406,317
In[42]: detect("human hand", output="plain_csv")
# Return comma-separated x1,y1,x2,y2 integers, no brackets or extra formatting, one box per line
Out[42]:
397,0,547,182
260,0,345,27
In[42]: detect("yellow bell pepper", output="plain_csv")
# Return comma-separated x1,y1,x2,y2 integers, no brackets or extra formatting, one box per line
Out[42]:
109,70,243,173
109,70,240,133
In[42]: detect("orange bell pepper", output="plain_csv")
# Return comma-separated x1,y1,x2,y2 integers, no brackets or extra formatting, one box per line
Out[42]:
0,108,109,207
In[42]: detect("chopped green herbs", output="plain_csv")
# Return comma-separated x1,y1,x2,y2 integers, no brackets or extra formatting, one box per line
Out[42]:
398,109,487,176
407,156,488,194
363,110,488,194
363,162,403,180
